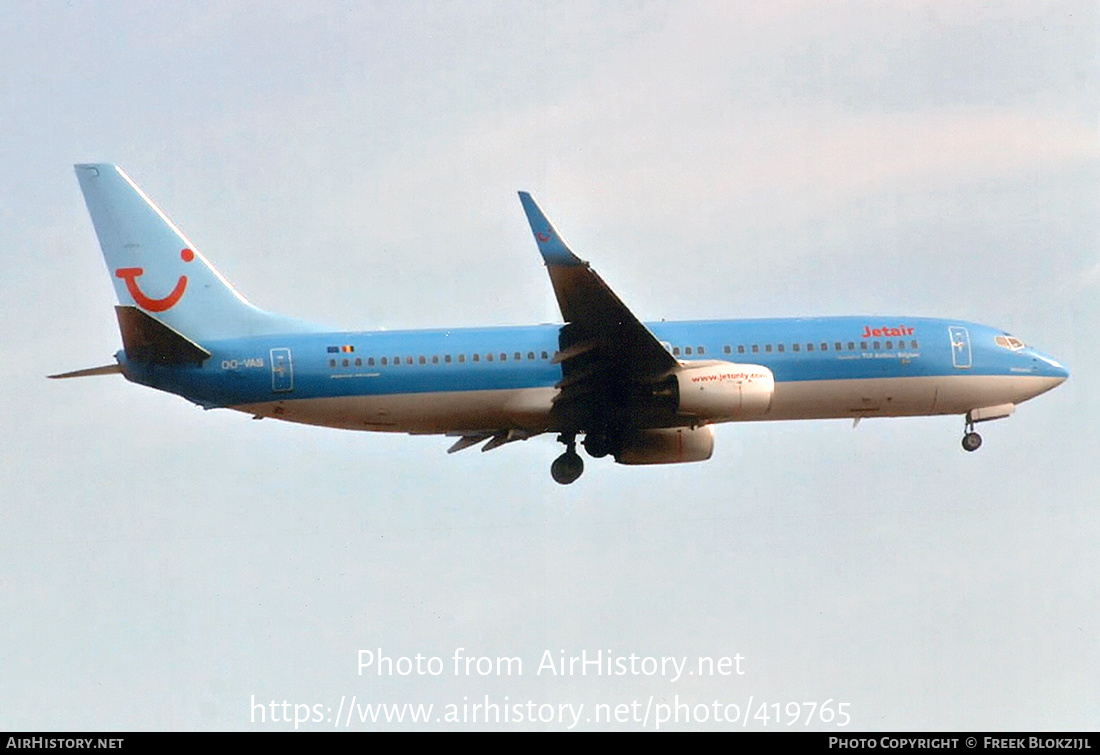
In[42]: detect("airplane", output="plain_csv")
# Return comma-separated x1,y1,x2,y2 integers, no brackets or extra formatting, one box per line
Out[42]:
53,164,1069,484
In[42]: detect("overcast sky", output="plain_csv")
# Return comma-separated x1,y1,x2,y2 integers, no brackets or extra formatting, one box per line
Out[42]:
1,1,1097,730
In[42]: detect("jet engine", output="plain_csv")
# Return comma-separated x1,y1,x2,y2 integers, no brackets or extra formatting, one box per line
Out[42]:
615,425,716,465
671,361,774,420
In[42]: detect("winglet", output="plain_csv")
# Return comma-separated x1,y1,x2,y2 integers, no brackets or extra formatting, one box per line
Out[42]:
518,192,585,267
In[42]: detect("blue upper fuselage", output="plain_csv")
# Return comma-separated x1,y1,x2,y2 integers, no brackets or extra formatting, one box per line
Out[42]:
118,316,1069,410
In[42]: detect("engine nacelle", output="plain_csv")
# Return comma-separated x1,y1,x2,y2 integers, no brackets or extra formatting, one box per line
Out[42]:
674,361,774,420
615,425,716,465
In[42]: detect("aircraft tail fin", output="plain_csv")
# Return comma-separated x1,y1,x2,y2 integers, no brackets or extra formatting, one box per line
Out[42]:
74,164,321,343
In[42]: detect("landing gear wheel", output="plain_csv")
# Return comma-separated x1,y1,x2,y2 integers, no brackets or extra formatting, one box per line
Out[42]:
551,451,584,485
583,432,613,459
962,432,982,452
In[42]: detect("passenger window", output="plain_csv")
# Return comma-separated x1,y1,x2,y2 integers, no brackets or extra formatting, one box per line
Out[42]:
458,354,466,363
355,358,362,367
873,341,881,350
368,357,375,366
418,356,426,365
911,340,919,349
820,343,828,352
777,344,785,353
486,353,494,362
329,359,336,368
405,356,413,365
380,357,388,366
514,352,522,361
685,347,693,355
472,354,480,363
792,343,800,352
847,342,855,351
673,347,681,356
541,351,549,360
807,343,814,352
724,345,731,354
500,353,507,361
444,355,452,364
751,345,759,354
860,342,868,351
885,341,893,350
698,346,705,355
765,344,772,353
834,342,842,351
737,345,746,354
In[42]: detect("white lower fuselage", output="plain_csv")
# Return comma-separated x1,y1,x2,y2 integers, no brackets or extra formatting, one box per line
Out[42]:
232,374,1065,434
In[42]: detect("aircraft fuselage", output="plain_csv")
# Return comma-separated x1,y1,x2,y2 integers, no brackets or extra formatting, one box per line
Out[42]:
120,316,1067,433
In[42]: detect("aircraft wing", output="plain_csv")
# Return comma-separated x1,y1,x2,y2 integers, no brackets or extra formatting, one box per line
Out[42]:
518,193,679,429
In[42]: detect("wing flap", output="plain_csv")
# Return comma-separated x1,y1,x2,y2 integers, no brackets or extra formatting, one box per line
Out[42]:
447,430,540,453
551,338,599,364
447,433,493,453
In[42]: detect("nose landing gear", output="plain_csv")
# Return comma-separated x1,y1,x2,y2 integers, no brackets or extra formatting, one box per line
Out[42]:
961,418,982,452
959,404,1015,452
962,432,982,452
551,433,584,484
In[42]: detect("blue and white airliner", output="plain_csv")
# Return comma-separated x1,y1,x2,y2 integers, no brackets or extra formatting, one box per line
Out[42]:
54,164,1069,484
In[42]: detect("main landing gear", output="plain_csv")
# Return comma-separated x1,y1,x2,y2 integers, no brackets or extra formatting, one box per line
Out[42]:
961,418,982,453
550,433,584,485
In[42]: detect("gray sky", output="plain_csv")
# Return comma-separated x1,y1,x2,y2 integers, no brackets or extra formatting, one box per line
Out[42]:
1,0,1097,730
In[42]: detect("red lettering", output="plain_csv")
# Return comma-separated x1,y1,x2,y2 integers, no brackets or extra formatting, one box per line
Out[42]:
862,324,914,339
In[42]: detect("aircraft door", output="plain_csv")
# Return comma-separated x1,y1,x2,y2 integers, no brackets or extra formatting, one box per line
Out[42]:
271,347,294,392
949,327,972,369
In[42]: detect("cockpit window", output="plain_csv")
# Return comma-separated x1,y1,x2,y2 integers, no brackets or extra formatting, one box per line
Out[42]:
995,335,1026,351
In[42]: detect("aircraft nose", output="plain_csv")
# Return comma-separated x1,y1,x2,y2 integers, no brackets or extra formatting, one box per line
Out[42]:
1032,352,1069,383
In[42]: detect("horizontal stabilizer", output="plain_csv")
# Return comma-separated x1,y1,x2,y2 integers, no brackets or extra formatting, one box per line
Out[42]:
116,305,211,366
48,364,123,379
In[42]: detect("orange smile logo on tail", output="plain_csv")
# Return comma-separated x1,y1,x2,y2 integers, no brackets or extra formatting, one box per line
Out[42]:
115,248,194,312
